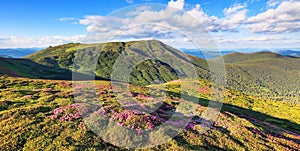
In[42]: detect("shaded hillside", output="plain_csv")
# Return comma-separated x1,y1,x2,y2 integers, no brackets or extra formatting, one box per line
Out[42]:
0,58,99,80
25,40,210,85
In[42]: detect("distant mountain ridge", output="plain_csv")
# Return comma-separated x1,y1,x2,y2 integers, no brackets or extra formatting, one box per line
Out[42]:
0,48,42,58
181,48,235,59
0,54,12,58
183,48,300,59
213,51,290,63
277,50,300,57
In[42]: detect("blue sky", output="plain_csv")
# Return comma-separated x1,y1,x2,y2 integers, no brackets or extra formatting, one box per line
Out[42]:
0,0,299,50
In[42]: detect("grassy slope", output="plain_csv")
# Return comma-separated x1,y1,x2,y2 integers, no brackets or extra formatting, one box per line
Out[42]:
0,76,299,150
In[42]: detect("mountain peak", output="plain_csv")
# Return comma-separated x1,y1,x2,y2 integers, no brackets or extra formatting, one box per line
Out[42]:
24,39,208,85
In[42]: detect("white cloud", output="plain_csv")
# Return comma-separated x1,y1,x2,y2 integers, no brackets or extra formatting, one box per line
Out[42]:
79,1,249,41
246,0,300,33
223,4,246,16
215,35,300,49
125,6,152,16
126,0,134,4
80,16,129,32
0,35,84,48
218,4,248,31
243,35,286,41
73,1,263,50
168,0,185,10
59,17,77,22
267,0,285,7
217,35,286,43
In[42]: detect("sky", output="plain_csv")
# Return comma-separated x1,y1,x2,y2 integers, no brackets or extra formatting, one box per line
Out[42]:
0,0,299,51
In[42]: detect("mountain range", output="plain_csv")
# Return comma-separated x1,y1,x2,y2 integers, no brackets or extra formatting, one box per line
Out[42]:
0,40,299,150
277,50,300,57
182,48,300,59
180,48,235,59
0,40,299,104
0,48,42,58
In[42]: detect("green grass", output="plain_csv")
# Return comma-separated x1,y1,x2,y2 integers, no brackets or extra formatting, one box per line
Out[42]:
0,76,299,150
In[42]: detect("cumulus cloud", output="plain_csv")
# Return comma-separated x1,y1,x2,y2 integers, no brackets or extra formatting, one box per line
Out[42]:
0,35,84,48
76,0,300,38
246,0,300,33
216,4,248,31
168,0,184,10
78,0,250,43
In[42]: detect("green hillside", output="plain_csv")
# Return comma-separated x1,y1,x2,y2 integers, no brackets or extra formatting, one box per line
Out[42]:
25,40,210,85
221,53,300,103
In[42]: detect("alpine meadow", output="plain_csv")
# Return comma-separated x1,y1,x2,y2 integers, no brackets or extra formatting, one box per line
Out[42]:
0,0,299,150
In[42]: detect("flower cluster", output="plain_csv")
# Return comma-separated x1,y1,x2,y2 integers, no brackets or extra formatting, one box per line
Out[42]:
78,121,87,130
136,93,152,100
95,85,112,91
186,122,197,130
73,83,95,89
50,104,83,128
60,81,71,87
198,87,210,94
111,110,134,122
144,115,166,129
